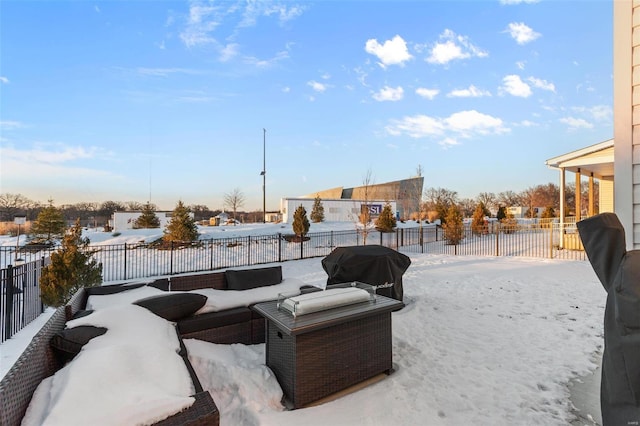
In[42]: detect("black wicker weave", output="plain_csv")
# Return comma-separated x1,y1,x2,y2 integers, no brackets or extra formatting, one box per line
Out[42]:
254,296,402,409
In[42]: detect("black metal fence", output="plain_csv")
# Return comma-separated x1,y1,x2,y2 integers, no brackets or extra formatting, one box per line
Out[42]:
0,222,586,342
1,258,48,343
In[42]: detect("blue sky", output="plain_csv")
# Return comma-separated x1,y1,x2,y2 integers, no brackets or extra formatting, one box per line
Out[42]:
0,0,613,211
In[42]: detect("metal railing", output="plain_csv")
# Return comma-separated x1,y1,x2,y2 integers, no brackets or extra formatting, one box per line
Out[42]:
1,258,48,343
0,221,585,342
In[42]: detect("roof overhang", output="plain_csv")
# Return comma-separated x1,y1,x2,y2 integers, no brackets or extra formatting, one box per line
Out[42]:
545,139,614,179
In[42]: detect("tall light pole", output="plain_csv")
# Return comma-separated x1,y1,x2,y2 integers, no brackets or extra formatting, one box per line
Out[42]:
261,128,266,223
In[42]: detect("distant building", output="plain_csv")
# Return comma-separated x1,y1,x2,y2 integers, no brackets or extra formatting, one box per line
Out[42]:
507,206,546,218
299,176,424,220
281,198,397,223
111,211,194,231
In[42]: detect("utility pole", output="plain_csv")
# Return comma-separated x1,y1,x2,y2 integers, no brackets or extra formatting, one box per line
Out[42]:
261,128,266,223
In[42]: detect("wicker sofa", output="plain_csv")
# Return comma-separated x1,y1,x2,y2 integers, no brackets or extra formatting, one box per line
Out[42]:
0,265,302,426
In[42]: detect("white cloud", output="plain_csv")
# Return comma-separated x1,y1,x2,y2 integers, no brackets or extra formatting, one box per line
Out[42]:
520,120,537,127
136,67,203,77
321,73,331,80
243,50,289,68
447,85,491,98
241,3,305,27
0,120,24,130
516,61,526,70
0,76,9,84
588,105,613,121
416,88,439,100
219,43,239,62
180,3,220,48
445,110,508,136
385,110,508,140
373,86,404,102
308,80,327,93
365,35,413,68
527,77,555,92
559,117,594,130
0,144,116,179
500,75,532,98
571,105,613,122
439,137,460,148
506,22,541,45
426,29,488,65
282,86,291,93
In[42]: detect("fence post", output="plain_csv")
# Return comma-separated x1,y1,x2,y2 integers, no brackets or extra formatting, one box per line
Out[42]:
549,223,554,259
210,240,214,271
379,231,383,246
278,233,282,263
40,257,45,313
330,230,333,248
420,225,424,253
170,241,174,275
300,237,303,260
495,223,500,256
123,243,127,281
248,236,251,265
4,265,14,340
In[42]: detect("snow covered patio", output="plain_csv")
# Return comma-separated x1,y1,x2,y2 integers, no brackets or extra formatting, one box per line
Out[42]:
1,253,604,425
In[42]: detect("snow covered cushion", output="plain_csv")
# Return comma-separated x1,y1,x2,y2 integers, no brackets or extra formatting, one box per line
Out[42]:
86,286,167,310
50,326,107,363
280,287,371,316
191,278,309,314
23,305,195,426
134,293,207,321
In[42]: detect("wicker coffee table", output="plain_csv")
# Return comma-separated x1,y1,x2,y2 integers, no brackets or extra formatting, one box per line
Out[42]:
252,292,403,409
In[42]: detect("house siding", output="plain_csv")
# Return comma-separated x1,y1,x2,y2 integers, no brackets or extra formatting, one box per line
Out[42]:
600,178,615,213
615,0,640,249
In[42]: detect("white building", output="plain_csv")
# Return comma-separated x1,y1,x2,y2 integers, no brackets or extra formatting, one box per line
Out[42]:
111,211,193,231
280,198,397,223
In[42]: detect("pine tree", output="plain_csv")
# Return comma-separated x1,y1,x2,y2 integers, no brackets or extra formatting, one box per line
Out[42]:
496,206,507,221
30,200,66,245
163,200,198,242
292,205,310,239
133,203,160,229
375,203,397,232
471,202,488,235
541,206,556,218
40,219,103,307
310,195,325,223
442,204,464,245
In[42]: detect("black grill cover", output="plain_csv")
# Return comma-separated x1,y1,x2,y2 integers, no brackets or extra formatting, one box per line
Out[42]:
321,245,411,301
577,213,640,425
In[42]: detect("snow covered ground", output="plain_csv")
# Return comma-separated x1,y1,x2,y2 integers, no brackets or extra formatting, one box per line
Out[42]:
3,251,605,425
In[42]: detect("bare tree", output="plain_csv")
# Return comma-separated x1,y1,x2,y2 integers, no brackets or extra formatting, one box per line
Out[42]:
458,198,477,218
350,169,374,244
0,193,33,221
224,188,245,225
423,187,458,222
476,192,497,213
497,191,522,209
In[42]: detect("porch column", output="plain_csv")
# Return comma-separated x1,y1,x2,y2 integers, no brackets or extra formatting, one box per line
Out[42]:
575,168,581,221
588,173,595,217
560,168,566,220
560,168,566,248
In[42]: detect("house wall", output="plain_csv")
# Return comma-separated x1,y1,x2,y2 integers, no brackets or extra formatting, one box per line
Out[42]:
614,0,640,249
280,198,397,223
600,177,615,213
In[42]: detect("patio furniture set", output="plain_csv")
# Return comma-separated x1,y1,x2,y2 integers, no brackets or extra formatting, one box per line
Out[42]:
0,245,410,426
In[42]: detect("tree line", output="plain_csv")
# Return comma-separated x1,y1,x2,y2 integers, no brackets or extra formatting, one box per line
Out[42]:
0,179,596,230
0,191,266,225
